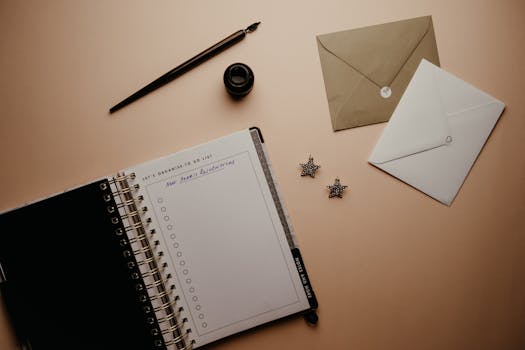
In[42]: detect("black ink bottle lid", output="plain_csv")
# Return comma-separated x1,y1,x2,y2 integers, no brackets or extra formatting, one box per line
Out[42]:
223,63,254,98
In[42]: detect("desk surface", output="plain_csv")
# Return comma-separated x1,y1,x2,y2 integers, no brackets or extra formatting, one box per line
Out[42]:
1,0,524,349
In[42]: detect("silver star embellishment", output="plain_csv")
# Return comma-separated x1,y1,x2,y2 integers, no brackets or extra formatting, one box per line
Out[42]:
299,156,321,178
327,178,348,198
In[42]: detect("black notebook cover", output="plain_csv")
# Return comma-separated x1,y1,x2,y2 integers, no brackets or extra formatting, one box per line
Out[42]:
0,180,162,349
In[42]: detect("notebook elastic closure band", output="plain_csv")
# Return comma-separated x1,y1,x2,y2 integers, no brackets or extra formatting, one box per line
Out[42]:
0,261,7,283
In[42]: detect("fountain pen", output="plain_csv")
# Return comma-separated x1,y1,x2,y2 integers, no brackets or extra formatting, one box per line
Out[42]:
109,22,261,113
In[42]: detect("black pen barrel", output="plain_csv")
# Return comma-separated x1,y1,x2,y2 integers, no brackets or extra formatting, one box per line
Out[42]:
168,30,246,78
109,30,246,113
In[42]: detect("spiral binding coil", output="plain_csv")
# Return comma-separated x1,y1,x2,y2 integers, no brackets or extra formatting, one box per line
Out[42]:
100,173,193,349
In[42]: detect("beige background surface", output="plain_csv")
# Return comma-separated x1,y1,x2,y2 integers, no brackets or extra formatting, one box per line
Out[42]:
1,0,524,349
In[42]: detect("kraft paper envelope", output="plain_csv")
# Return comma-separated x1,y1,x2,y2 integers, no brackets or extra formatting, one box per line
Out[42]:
368,59,505,205
317,16,440,131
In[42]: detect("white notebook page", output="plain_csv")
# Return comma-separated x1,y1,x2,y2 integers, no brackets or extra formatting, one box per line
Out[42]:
125,129,309,347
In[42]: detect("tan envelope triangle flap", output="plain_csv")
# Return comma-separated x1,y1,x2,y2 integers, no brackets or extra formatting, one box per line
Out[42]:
317,16,431,87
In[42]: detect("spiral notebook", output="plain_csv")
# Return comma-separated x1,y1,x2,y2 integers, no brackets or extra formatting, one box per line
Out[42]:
0,128,318,350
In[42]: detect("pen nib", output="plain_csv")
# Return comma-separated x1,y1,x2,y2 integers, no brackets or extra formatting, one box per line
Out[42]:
245,22,261,33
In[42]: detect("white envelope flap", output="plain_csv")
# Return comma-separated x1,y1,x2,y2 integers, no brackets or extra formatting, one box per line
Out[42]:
369,59,452,164
372,100,504,206
433,59,504,115
369,59,505,206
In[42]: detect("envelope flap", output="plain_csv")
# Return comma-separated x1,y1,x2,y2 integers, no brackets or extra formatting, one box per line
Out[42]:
317,16,432,87
369,60,452,164
434,62,503,115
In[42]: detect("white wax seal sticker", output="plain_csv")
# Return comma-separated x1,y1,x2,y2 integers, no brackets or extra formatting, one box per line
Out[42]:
380,86,392,98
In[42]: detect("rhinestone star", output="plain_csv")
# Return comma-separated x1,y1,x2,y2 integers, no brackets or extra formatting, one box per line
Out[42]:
327,178,348,198
299,156,321,178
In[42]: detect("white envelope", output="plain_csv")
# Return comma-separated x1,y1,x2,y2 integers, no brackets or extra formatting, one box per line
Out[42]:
368,59,505,205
